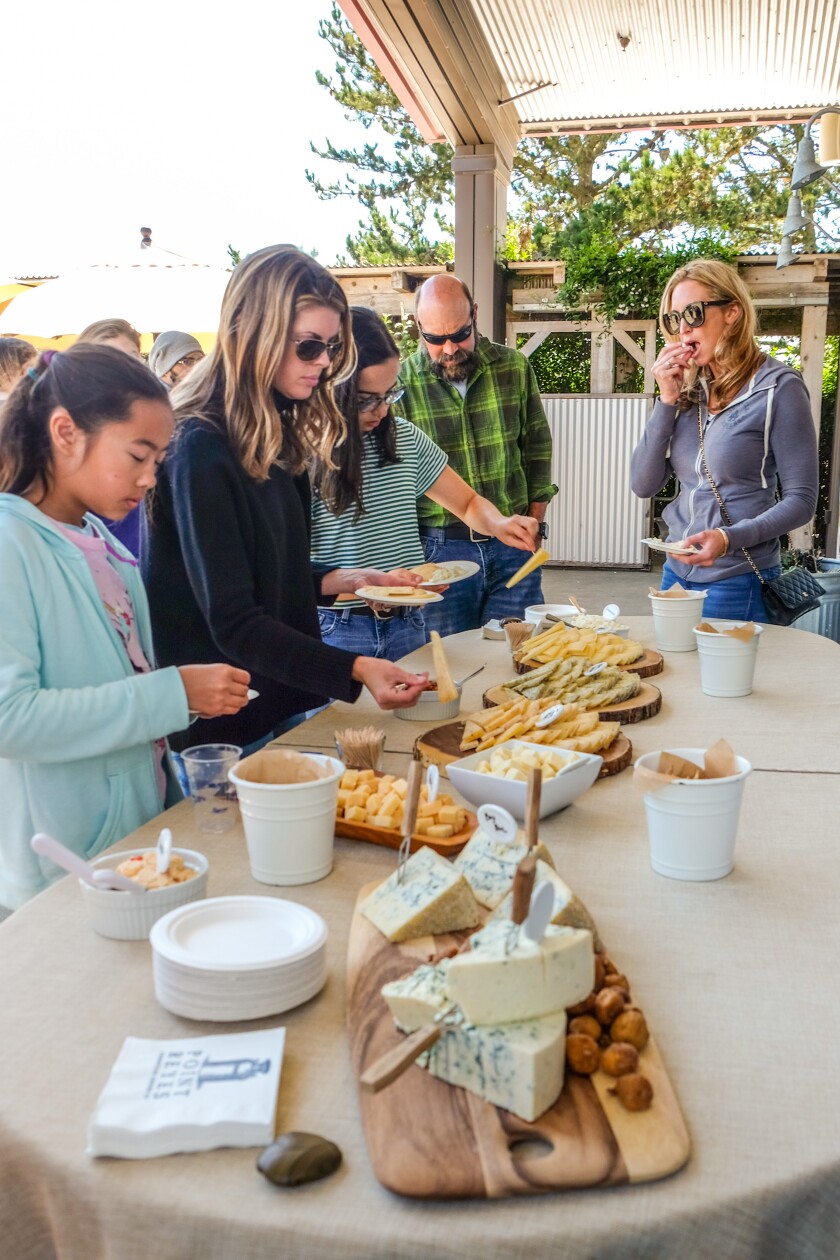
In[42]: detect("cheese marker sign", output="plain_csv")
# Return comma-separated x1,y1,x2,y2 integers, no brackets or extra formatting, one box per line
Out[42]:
476,804,518,845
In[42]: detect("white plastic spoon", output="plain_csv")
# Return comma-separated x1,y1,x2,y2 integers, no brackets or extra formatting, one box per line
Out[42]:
523,881,555,943
30,833,144,893
602,603,621,621
156,827,173,876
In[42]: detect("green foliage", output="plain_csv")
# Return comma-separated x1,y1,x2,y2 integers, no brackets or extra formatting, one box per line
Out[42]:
517,333,590,394
227,244,241,267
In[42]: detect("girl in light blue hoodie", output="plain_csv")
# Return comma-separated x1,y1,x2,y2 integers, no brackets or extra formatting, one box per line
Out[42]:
0,345,250,909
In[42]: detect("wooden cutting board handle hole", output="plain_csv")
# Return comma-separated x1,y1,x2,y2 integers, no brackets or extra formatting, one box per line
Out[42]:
507,1136,554,1162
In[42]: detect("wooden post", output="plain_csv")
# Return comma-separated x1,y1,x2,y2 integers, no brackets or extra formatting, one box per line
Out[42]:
790,304,828,552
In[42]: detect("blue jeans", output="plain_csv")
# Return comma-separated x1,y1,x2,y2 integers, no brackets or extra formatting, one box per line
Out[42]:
661,561,782,622
317,606,427,662
418,532,545,637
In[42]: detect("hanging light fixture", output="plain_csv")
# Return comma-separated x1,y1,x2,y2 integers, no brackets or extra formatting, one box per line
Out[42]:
776,235,796,269
781,192,813,236
818,111,840,165
791,106,840,189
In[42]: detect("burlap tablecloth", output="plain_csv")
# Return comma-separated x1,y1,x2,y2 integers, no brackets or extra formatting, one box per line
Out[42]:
1,621,839,1259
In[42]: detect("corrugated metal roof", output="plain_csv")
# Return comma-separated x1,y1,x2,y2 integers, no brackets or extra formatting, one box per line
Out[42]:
463,0,840,133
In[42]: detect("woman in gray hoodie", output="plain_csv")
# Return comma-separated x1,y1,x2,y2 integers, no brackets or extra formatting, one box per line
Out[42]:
631,259,818,621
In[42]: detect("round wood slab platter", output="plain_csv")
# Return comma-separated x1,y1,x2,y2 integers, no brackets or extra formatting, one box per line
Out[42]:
414,722,632,779
482,681,661,725
513,647,664,679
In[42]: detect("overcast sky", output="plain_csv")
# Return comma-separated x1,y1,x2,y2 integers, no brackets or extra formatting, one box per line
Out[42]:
2,1,374,277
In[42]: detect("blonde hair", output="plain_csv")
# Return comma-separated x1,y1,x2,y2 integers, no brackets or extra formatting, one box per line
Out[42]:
171,245,354,479
77,318,141,351
660,259,764,410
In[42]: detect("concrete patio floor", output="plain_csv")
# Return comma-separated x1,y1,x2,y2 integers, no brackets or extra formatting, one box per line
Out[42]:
542,557,665,615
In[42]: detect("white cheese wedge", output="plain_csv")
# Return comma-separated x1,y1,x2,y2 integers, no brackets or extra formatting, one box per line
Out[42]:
381,961,451,1032
359,846,480,943
421,1009,567,1122
489,859,602,951
446,918,593,1026
453,828,555,909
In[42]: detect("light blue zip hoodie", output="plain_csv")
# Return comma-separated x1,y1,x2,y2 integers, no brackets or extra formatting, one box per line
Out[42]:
0,496,188,908
630,356,818,581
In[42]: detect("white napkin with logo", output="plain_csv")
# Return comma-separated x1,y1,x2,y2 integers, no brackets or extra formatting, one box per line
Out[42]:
87,1027,285,1158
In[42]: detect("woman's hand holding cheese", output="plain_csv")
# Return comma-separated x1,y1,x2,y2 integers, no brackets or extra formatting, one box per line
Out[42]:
352,658,429,709
177,665,251,717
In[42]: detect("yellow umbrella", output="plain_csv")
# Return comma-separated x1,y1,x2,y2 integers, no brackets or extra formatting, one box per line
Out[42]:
0,279,36,318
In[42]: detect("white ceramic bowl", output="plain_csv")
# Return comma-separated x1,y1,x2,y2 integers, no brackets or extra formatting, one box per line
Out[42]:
394,681,463,722
524,603,577,626
79,847,209,940
447,739,603,819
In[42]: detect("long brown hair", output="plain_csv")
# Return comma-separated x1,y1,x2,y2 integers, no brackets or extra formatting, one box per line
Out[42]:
171,245,354,479
660,259,764,410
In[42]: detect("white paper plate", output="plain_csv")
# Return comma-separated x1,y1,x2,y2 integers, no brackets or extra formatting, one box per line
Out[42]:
354,587,444,608
150,897,327,972
641,537,701,556
408,560,480,588
153,965,326,1022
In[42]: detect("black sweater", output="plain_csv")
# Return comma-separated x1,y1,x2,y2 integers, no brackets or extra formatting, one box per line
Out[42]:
141,415,361,751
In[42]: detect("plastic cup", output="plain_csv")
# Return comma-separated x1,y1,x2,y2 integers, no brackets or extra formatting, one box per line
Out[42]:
634,748,752,881
228,753,344,886
648,590,707,652
693,621,763,697
180,744,242,833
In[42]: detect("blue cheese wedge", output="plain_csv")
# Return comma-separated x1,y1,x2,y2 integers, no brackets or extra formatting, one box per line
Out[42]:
452,828,555,909
489,859,602,951
421,1010,567,1122
381,961,451,1032
446,919,593,1025
359,846,480,943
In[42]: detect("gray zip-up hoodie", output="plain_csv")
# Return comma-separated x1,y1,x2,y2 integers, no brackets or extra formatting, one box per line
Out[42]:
630,356,818,580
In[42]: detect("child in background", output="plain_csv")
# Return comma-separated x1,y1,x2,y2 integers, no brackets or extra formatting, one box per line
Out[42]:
0,337,37,401
0,345,249,908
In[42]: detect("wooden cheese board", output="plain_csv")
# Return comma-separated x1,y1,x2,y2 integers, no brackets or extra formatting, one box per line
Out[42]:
347,885,690,1200
482,681,662,725
513,648,664,679
413,721,633,778
336,810,477,857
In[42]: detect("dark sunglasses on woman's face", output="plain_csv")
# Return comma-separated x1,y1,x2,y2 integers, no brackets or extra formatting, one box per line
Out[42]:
357,387,404,413
291,337,343,362
418,319,474,346
662,300,732,336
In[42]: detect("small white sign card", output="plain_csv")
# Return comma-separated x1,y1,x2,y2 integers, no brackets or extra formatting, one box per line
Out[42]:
87,1027,285,1158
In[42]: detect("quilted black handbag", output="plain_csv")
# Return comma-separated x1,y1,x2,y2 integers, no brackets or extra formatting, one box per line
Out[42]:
760,566,824,626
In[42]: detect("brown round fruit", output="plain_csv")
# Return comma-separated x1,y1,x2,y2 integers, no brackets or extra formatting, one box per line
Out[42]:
610,1073,654,1112
593,955,606,991
569,1015,601,1040
603,973,630,998
610,1008,650,1051
600,1042,639,1077
594,986,626,1026
565,1033,600,1075
566,991,597,1017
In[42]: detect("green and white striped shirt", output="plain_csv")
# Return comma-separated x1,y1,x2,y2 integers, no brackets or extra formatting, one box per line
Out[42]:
311,418,448,608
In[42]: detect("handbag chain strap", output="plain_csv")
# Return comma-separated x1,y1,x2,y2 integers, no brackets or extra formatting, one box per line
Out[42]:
696,405,766,584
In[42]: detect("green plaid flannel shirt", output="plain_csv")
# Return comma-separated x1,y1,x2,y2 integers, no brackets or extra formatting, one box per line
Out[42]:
396,336,558,528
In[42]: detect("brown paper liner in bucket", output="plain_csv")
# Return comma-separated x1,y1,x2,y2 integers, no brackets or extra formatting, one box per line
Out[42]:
235,748,331,785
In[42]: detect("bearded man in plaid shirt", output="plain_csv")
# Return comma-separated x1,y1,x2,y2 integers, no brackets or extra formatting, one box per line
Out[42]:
397,273,558,636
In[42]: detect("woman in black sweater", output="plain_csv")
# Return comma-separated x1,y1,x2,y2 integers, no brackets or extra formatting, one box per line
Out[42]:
142,245,428,755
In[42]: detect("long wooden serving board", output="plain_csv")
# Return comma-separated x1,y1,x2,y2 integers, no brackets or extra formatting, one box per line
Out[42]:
414,721,633,779
482,681,662,725
347,886,690,1200
514,648,664,679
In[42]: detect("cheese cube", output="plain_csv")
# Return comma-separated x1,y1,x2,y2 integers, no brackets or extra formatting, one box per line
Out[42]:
391,778,408,796
446,918,593,1025
380,791,401,816
346,789,368,809
341,769,360,790
489,860,602,951
359,847,480,943
370,814,396,829
426,824,455,838
365,793,383,816
421,1010,567,1122
382,961,451,1032
437,805,461,826
357,770,376,783
453,829,555,910
344,805,369,823
337,789,351,808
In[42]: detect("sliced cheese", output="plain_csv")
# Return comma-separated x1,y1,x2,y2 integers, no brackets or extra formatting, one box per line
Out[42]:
381,961,451,1032
453,827,555,909
358,846,480,943
421,1009,567,1122
446,918,593,1026
430,630,458,703
489,859,602,951
504,546,550,590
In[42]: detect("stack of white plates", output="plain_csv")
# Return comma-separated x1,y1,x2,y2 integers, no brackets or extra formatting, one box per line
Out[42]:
149,896,328,1022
